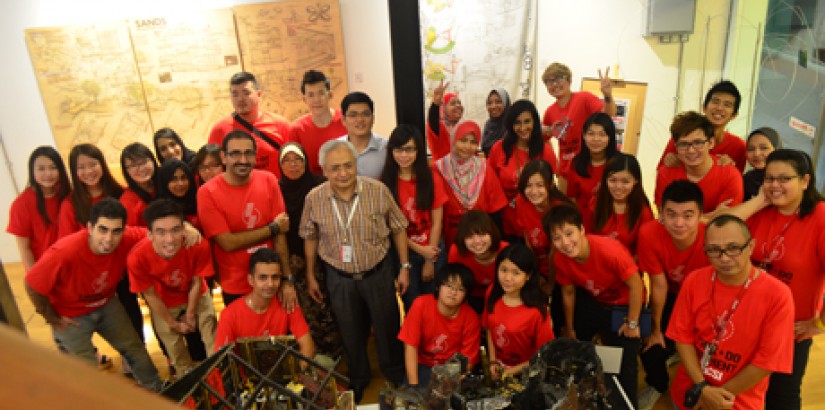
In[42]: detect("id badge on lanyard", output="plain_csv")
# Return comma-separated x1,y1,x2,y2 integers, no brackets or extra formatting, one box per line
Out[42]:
331,195,360,263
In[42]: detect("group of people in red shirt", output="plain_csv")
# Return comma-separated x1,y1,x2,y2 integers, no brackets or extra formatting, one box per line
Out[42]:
7,63,825,410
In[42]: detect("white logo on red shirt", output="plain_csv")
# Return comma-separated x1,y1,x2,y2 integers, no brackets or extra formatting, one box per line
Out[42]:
428,334,448,354
167,269,182,288
761,236,786,264
529,228,542,247
243,202,262,229
92,271,109,294
669,265,686,284
494,323,509,348
586,280,601,296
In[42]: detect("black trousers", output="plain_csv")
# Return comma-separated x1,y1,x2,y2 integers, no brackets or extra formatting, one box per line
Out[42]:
323,257,405,389
572,289,640,410
639,292,678,393
765,338,812,410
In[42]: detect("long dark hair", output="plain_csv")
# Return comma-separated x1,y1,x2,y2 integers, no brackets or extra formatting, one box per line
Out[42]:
191,144,224,185
120,142,158,204
592,153,649,232
69,144,123,225
156,159,197,216
153,127,196,164
517,160,573,207
572,112,618,178
381,124,434,210
27,146,71,226
485,244,548,319
502,100,545,165
765,149,824,218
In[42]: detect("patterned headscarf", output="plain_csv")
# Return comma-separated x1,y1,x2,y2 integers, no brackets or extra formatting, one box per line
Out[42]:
435,120,486,210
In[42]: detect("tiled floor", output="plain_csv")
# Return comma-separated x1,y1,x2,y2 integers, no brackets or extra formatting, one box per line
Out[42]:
4,262,824,408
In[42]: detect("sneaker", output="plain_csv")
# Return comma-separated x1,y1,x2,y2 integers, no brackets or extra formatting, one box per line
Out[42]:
97,354,113,370
638,386,662,410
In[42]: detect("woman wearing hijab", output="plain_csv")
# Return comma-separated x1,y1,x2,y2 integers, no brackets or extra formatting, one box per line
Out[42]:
434,120,508,249
277,142,342,358
742,127,782,200
480,88,511,157
427,79,464,161
156,159,200,229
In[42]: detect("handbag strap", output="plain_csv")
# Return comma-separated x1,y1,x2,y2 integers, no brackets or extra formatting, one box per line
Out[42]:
232,112,281,151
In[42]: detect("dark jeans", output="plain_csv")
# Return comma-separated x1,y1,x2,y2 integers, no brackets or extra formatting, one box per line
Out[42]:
324,257,405,389
401,241,447,312
572,289,640,410
639,292,678,393
765,338,812,410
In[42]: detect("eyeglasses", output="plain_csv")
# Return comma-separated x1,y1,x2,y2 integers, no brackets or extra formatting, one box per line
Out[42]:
125,158,152,171
544,77,567,86
704,239,751,258
281,156,305,165
225,150,256,160
764,175,800,184
392,146,417,154
675,139,709,151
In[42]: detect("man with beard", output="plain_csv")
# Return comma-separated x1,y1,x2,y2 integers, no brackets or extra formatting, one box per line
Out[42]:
198,131,294,307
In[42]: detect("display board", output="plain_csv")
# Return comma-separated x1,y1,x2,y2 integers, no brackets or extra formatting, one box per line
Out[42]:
24,0,346,169
581,78,648,156
234,0,348,121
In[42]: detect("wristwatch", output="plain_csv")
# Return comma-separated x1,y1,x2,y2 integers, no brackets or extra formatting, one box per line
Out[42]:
626,320,639,330
400,262,412,270
684,380,709,408
268,222,280,238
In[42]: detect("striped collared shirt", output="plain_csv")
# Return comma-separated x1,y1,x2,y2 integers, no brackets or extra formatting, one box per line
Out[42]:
299,176,408,273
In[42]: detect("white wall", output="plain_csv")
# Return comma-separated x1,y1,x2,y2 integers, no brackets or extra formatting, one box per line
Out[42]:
0,0,394,263
533,0,733,200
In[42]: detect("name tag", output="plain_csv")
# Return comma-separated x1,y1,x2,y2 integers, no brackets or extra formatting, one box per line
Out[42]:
340,245,353,263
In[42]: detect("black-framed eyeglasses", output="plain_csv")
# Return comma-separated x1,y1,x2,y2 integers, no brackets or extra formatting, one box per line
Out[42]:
704,239,751,258
392,146,417,154
764,175,800,184
225,150,256,160
675,139,710,151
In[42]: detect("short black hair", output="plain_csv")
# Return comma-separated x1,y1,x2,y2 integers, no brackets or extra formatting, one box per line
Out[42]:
143,198,184,231
230,71,259,90
433,263,475,303
89,197,127,226
222,130,257,152
542,204,583,236
341,91,374,115
706,214,751,241
301,70,330,94
661,180,704,211
703,80,741,114
249,247,281,274
454,210,501,255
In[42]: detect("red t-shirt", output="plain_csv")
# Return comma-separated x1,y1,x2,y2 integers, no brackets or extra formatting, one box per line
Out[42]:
288,111,347,175
25,227,145,317
6,188,61,262
637,221,709,295
515,196,569,278
747,203,825,322
120,188,151,227
436,165,508,248
448,241,509,298
667,266,794,410
654,162,744,213
214,295,310,350
197,170,286,294
589,206,654,255
208,111,290,178
397,174,448,247
397,294,481,366
482,299,554,367
554,234,640,305
563,162,605,223
541,92,604,173
57,194,107,238
127,238,213,307
426,121,452,161
487,141,558,236
658,131,747,173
